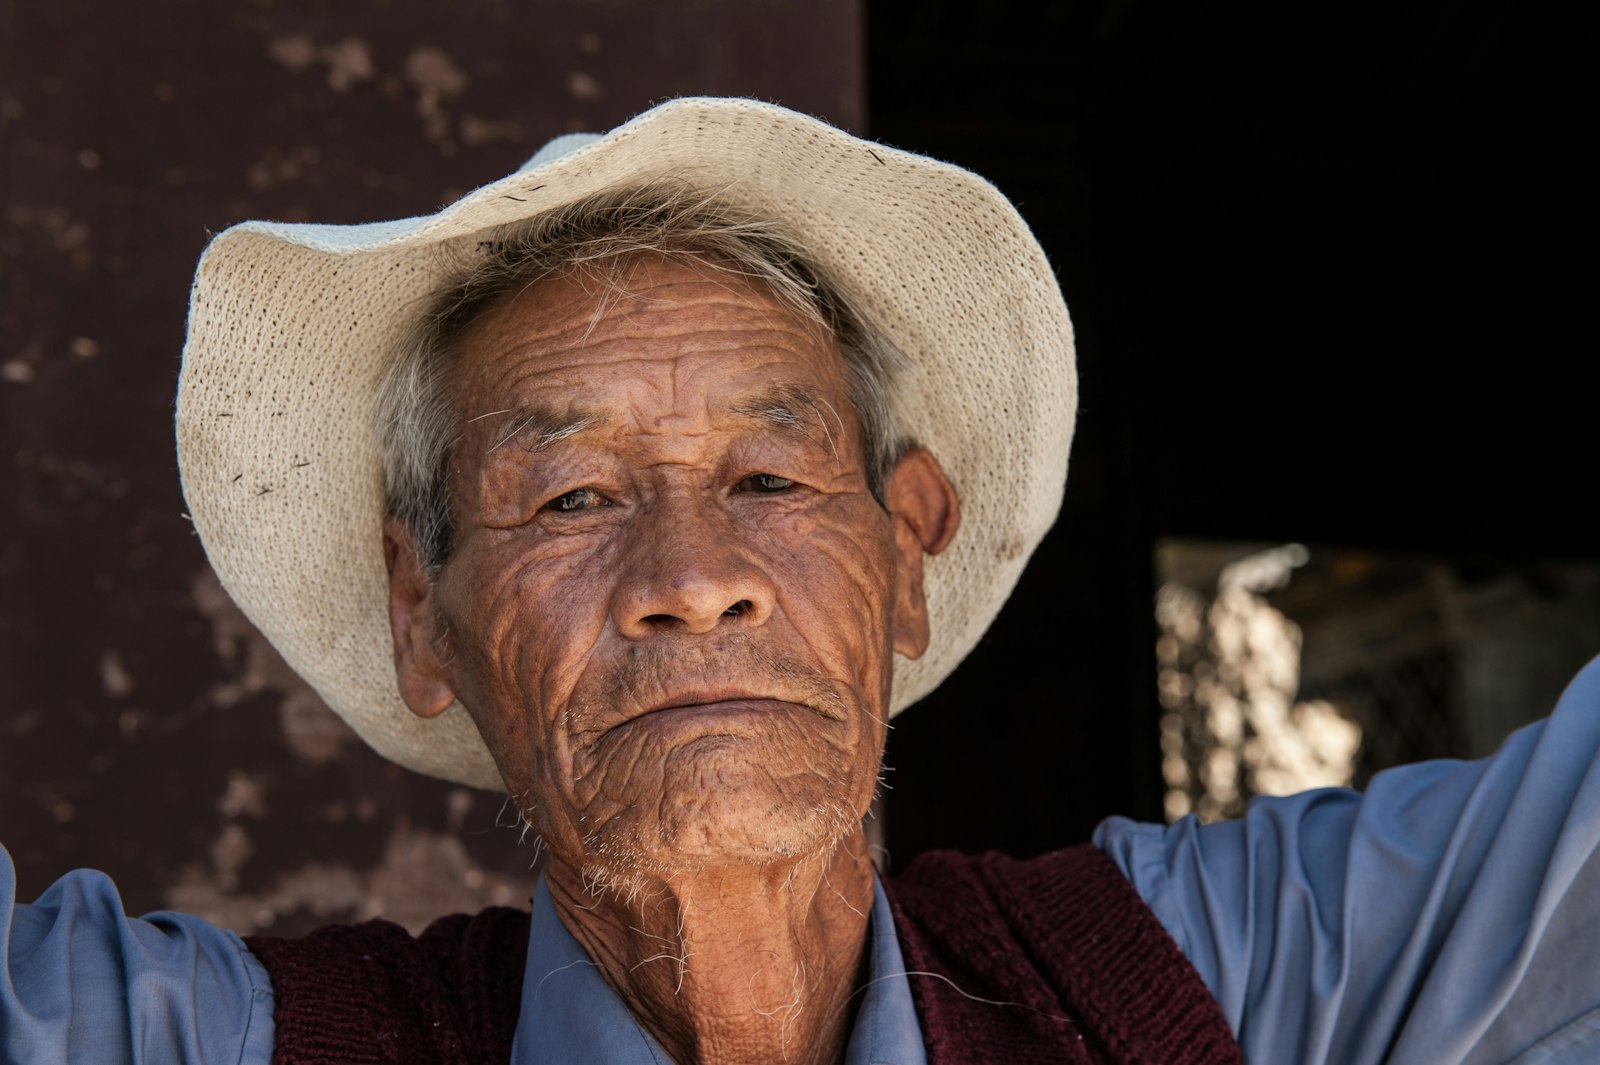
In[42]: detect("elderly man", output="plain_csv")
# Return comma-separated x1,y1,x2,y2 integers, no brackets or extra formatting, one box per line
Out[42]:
4,97,1600,1065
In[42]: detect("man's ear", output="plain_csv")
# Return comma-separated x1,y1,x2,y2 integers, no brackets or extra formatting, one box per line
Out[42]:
885,448,960,660
383,516,457,719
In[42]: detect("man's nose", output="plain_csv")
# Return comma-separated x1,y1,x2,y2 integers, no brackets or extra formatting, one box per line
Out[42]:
611,495,777,638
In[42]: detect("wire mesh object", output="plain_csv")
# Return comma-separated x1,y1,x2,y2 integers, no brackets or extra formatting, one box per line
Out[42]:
1155,541,1600,823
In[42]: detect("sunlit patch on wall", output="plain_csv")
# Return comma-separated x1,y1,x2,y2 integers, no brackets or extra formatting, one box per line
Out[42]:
1155,540,1600,824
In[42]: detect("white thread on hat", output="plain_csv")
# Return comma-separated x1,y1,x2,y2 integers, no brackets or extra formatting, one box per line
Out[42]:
177,97,1076,790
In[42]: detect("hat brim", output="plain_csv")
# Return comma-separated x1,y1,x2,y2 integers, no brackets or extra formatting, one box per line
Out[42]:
177,97,1075,790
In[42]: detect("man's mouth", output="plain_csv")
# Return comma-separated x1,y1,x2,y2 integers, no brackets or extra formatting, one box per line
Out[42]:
566,650,852,745
645,688,782,714
633,692,808,723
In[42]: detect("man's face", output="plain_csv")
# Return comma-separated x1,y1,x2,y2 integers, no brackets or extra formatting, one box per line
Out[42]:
394,255,934,883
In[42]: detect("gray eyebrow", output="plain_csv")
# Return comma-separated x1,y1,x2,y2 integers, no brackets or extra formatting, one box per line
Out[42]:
727,384,822,431
477,406,598,453
728,384,844,463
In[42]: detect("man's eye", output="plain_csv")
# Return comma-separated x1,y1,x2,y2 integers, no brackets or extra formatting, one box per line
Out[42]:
740,473,795,493
544,487,604,513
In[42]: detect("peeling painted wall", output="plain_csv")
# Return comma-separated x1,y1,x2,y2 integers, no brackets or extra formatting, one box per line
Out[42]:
0,0,863,936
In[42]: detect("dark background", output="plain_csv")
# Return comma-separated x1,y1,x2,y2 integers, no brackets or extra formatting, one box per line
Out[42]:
872,0,1600,863
3,0,1596,931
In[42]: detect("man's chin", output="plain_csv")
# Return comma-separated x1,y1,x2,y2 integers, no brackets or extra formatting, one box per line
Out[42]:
574,791,864,891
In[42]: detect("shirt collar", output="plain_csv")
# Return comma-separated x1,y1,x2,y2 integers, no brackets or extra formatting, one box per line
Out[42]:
511,872,926,1065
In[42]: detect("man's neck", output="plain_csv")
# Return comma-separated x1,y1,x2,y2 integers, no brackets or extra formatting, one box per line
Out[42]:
545,830,876,1065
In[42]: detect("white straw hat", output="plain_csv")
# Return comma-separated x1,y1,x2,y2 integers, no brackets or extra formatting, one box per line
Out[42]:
177,97,1076,790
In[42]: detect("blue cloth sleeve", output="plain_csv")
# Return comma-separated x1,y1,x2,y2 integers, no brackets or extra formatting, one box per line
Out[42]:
1096,654,1600,1065
1,847,274,1065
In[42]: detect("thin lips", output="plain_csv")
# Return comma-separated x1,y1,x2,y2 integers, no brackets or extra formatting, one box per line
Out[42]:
600,691,799,737
642,690,787,715
569,686,812,746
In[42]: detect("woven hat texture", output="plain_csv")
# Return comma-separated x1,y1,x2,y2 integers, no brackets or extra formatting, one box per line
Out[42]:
177,97,1076,790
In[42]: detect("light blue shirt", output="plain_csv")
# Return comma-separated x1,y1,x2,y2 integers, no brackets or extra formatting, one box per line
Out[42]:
5,654,1600,1063
0,858,274,1065
0,853,921,1065
1097,653,1600,1064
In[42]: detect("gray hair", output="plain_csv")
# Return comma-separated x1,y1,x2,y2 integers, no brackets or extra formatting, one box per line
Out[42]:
377,183,907,570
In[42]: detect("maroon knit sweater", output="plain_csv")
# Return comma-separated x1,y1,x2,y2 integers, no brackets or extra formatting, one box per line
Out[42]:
246,844,1241,1064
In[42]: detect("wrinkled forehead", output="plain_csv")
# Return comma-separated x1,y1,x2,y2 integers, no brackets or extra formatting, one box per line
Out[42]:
444,254,853,433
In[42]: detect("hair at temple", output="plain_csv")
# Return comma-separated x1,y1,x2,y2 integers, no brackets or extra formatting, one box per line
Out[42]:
376,182,908,571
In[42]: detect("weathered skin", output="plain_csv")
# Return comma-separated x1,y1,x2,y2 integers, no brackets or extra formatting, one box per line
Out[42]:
384,255,958,1065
